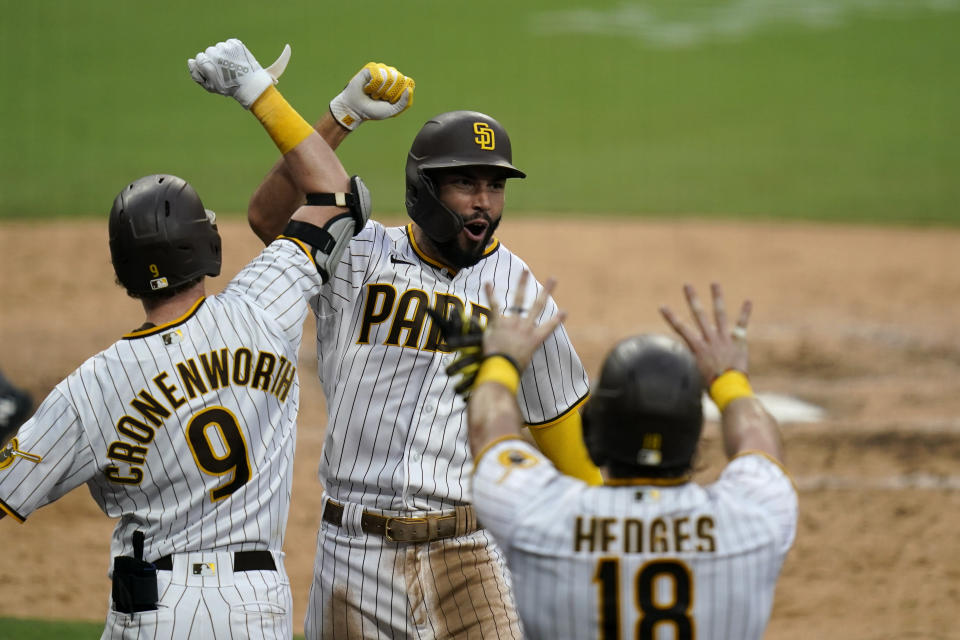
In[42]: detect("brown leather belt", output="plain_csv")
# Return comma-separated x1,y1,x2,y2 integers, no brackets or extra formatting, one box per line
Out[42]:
153,550,276,572
322,499,477,543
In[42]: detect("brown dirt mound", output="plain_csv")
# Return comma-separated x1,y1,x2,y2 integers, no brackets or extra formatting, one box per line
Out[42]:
2,218,959,639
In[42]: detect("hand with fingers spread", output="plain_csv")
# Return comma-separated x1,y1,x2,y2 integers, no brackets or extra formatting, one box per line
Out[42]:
659,282,752,385
660,282,782,461
480,271,566,374
431,270,565,398
460,271,571,462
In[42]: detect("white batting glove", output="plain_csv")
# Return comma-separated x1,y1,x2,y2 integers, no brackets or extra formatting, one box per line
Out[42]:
329,62,415,131
188,38,291,109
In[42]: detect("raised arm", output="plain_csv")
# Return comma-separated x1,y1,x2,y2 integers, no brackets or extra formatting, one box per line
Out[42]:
465,272,567,455
431,274,600,481
189,39,371,278
247,112,350,243
247,62,415,244
660,283,784,463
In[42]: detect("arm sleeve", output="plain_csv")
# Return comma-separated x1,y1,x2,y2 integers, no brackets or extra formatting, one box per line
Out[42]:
0,389,96,522
717,453,798,554
472,438,565,546
528,408,603,485
222,239,326,346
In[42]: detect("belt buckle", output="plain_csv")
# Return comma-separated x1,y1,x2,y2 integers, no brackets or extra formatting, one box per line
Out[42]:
384,516,430,543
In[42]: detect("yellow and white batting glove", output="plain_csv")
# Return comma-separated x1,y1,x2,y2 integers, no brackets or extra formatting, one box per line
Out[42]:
188,38,291,109
329,62,415,131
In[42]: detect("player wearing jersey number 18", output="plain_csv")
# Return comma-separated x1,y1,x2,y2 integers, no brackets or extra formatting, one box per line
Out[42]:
0,37,364,639
451,279,797,640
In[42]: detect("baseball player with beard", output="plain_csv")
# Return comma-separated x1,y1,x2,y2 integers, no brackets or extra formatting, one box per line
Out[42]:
451,279,797,640
247,75,603,637
0,38,372,639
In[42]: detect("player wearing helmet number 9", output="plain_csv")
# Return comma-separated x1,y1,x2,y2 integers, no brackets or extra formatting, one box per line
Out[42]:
1,37,360,640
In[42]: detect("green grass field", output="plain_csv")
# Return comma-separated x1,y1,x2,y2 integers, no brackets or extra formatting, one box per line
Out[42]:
0,5,957,635
0,619,101,640
0,618,306,640
2,0,957,224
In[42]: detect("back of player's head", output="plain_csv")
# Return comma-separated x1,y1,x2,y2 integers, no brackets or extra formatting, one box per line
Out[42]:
405,110,525,243
109,174,222,298
582,334,705,479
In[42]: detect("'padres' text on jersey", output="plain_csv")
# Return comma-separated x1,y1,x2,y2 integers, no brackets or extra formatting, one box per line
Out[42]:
0,239,322,565
473,439,798,640
313,222,590,512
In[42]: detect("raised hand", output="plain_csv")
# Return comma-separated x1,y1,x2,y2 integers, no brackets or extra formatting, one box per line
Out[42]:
659,282,752,383
188,38,290,108
482,271,566,372
329,62,415,130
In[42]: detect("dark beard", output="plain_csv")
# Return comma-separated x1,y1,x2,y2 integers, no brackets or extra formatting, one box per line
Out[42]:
434,216,501,269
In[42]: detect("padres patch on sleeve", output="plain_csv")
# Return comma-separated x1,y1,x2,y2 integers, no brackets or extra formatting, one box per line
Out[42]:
497,447,539,469
495,447,539,484
0,438,43,470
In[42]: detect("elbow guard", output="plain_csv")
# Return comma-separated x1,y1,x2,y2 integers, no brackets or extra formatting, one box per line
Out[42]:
282,175,371,282
305,175,371,235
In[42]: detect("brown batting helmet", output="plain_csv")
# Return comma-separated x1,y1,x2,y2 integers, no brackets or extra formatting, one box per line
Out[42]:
582,334,705,478
109,174,222,297
405,110,526,243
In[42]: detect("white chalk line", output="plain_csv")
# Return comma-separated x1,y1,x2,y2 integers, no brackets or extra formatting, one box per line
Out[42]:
703,392,826,423
795,472,960,491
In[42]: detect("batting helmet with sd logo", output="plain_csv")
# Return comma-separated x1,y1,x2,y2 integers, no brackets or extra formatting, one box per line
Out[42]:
109,174,222,297
582,334,705,479
405,110,526,243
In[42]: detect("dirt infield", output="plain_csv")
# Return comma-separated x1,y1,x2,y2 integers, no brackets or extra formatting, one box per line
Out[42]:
2,218,959,639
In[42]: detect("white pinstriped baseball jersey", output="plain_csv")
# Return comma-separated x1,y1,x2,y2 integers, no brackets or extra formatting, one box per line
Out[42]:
312,221,590,512
0,239,321,565
473,439,798,640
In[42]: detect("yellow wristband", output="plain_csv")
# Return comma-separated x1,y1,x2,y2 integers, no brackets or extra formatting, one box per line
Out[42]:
709,370,754,412
250,85,315,154
473,355,521,394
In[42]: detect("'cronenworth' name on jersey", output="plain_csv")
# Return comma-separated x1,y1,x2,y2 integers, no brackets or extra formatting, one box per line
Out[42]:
0,238,322,565
314,221,590,512
473,438,797,640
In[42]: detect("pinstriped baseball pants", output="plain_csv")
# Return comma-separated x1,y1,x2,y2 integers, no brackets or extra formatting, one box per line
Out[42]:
304,500,524,639
100,550,293,640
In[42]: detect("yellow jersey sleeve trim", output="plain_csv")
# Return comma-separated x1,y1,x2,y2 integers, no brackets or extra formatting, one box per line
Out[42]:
526,394,589,430
0,497,26,523
732,450,797,490
277,235,317,268
471,434,528,473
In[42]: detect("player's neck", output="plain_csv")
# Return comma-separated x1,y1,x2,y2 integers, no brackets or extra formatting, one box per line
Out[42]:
411,224,449,269
141,281,207,327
